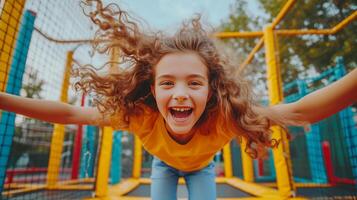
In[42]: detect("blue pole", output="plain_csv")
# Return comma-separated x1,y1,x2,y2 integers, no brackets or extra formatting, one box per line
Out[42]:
298,79,327,183
110,131,122,184
80,125,97,178
0,10,36,193
335,57,357,188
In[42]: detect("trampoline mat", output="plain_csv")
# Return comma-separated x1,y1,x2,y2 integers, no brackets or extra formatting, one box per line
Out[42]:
126,183,253,198
3,190,92,200
297,185,357,198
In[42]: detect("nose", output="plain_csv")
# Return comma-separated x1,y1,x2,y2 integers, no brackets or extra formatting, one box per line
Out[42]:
173,84,189,103
174,95,188,103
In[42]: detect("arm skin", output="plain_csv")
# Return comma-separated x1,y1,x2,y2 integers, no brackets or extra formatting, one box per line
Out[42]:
271,68,357,125
0,92,110,126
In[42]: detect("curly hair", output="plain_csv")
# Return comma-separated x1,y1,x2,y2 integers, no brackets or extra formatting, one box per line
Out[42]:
74,0,294,158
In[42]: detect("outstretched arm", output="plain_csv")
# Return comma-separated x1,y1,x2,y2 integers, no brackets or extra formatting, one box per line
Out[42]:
271,68,357,124
0,92,110,126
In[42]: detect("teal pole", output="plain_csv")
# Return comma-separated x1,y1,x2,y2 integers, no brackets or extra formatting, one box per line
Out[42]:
0,10,36,193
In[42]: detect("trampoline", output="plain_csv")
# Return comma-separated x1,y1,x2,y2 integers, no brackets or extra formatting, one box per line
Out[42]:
126,183,252,198
6,190,92,200
101,177,283,199
296,185,357,198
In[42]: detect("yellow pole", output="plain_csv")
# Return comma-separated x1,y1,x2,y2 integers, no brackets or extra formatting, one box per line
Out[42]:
331,11,357,34
214,0,296,40
109,47,121,73
46,125,65,188
271,0,296,28
276,29,331,36
0,0,26,91
276,11,356,36
47,51,73,188
95,127,113,197
94,46,119,197
237,38,264,74
240,138,254,182
223,143,233,178
132,135,142,178
213,31,263,39
264,24,295,198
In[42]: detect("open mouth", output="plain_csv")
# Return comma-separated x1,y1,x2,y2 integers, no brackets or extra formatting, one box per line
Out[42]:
169,107,193,119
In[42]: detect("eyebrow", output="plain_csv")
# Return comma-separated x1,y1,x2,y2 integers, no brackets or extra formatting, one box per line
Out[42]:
156,74,207,80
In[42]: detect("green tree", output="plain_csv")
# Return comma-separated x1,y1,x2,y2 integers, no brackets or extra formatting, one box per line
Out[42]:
219,1,269,96
21,70,45,98
220,0,356,85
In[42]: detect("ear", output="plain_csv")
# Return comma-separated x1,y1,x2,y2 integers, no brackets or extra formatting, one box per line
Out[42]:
150,84,156,98
208,89,212,100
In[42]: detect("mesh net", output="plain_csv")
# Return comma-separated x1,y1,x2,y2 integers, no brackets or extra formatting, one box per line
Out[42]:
229,2,357,198
0,0,102,199
283,57,356,186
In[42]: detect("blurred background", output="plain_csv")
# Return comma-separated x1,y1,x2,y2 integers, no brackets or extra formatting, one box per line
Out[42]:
0,0,356,199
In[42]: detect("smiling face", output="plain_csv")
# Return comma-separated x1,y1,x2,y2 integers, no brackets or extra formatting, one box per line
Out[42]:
152,52,210,136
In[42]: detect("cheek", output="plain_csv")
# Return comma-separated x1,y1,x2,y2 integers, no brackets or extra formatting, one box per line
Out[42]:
154,88,170,111
193,90,210,110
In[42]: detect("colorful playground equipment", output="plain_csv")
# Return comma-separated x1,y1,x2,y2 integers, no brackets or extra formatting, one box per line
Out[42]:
0,0,356,199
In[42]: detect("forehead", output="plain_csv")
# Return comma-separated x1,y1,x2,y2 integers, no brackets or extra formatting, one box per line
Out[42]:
154,52,208,79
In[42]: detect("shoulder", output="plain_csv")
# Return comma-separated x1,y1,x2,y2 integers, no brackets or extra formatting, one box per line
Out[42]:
129,105,160,132
200,111,237,139
110,104,159,132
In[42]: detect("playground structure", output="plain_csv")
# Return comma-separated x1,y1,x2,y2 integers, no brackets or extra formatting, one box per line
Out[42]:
0,0,356,199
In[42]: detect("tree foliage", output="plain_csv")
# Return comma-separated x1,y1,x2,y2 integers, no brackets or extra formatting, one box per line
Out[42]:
21,70,45,98
220,0,356,84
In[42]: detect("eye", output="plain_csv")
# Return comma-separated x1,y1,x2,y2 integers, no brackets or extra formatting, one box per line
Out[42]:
159,81,174,87
190,81,201,85
189,81,203,87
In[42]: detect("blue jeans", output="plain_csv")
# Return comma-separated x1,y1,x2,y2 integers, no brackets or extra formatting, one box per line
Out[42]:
150,157,216,200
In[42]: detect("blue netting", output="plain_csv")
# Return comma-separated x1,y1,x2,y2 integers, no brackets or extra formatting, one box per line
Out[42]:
283,57,356,185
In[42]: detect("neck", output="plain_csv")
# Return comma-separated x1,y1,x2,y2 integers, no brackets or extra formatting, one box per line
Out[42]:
165,124,195,145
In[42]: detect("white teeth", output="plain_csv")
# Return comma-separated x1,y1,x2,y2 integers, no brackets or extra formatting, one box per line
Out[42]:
171,108,191,112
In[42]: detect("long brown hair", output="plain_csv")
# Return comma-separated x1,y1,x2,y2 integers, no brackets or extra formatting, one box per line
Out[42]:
75,0,297,158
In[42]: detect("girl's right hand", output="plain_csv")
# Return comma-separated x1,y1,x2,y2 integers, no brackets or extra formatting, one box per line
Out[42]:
0,92,109,126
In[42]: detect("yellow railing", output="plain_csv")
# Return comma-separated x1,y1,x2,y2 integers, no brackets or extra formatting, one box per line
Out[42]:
213,1,355,198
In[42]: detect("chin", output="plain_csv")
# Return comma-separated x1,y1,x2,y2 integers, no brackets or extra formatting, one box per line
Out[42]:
167,123,194,135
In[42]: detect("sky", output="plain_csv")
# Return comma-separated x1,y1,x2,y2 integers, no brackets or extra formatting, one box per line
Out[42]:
103,0,260,32
17,0,264,102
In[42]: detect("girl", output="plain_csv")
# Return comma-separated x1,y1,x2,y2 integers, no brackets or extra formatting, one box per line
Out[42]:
1,0,356,199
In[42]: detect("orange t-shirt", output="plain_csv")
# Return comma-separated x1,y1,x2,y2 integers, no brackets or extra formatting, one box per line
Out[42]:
111,106,237,172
